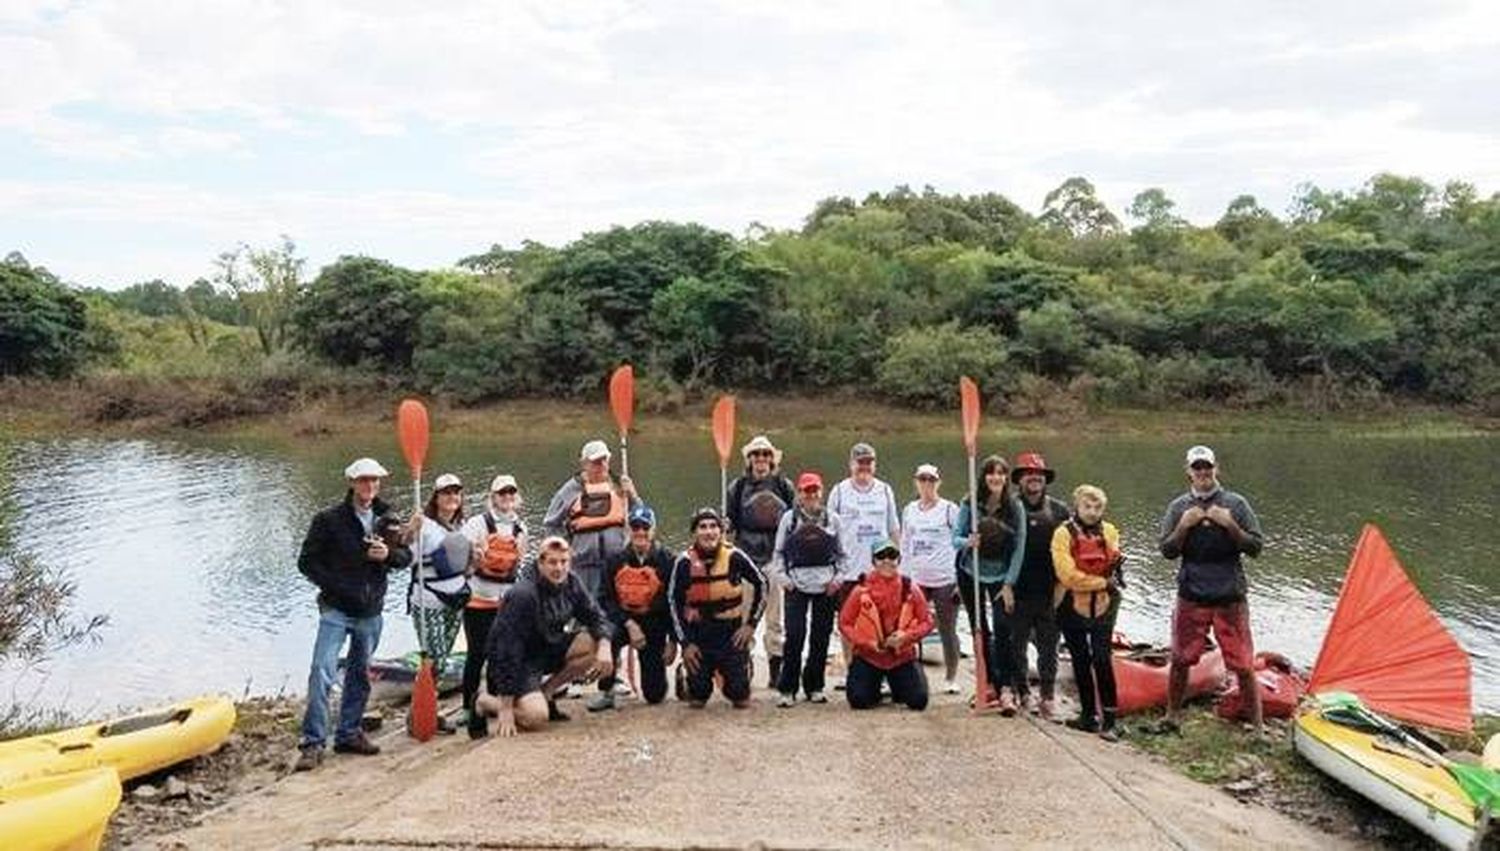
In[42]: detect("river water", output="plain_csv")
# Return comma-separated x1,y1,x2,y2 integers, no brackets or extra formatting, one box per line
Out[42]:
1,428,1495,717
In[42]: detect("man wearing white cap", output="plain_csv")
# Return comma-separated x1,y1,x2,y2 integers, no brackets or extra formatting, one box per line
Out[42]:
294,457,411,771
542,440,641,599
543,439,640,699
724,434,796,686
1157,444,1265,734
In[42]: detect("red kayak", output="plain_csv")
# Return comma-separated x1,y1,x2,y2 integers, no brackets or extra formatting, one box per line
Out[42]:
1106,634,1227,714
1216,651,1307,720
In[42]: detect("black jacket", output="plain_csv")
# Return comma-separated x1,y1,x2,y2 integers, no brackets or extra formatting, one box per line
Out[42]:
1016,494,1072,600
485,573,612,697
297,493,411,618
602,543,677,624
726,473,796,565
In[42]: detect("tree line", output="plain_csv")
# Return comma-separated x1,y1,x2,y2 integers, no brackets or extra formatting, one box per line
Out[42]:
3,174,1497,412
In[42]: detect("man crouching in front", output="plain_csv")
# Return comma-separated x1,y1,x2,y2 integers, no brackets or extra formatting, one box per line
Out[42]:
476,536,614,736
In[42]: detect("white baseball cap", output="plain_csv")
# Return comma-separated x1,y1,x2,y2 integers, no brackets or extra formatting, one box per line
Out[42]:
1185,445,1217,467
580,439,612,461
490,474,518,493
344,458,389,479
914,463,941,480
433,473,463,491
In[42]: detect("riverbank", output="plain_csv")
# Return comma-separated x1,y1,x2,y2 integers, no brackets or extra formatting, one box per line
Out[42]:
2,376,1493,442
105,689,1498,849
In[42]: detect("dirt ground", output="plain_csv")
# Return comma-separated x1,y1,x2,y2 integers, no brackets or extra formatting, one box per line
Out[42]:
136,679,1360,851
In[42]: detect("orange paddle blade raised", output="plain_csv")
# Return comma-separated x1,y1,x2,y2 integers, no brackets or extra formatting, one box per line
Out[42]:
410,659,438,742
397,399,430,479
609,365,635,435
959,377,981,455
711,395,736,466
1307,525,1472,732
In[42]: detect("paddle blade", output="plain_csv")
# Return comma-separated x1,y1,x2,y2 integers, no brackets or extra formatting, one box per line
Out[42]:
712,395,736,466
1449,762,1500,813
410,659,438,742
397,399,430,479
959,377,981,455
609,364,635,434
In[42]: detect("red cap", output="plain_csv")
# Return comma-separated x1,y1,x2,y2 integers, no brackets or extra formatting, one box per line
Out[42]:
796,472,824,491
1011,451,1055,483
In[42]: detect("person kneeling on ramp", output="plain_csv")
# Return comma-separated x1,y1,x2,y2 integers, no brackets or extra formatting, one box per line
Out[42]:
476,536,614,735
669,507,766,708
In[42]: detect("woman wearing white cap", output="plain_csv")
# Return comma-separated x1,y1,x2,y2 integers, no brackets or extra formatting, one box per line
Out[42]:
407,472,472,735
900,464,962,693
457,474,528,738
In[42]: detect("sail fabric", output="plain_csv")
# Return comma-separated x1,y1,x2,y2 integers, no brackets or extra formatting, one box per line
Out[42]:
1307,525,1472,733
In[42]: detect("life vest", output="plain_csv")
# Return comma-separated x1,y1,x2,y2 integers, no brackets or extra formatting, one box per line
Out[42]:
740,482,789,534
413,529,471,611
1067,521,1116,578
477,513,521,581
784,512,838,569
569,478,625,533
683,545,742,622
974,499,1017,559
847,575,918,650
614,561,663,616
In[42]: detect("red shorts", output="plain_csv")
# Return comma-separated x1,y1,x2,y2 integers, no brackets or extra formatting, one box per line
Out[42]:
1172,598,1254,673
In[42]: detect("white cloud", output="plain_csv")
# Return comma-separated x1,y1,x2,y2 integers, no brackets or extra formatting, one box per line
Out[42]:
2,1,1497,285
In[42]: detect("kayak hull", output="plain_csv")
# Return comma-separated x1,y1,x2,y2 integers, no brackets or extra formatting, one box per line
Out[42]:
0,766,121,851
1292,709,1478,851
0,696,235,786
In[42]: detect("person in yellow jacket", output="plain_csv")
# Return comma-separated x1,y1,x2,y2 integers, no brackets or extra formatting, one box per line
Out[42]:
1051,485,1124,741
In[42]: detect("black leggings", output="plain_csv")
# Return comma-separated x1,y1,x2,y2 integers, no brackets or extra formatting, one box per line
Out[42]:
956,573,1019,692
846,657,928,711
1061,611,1118,724
599,616,671,704
461,606,498,712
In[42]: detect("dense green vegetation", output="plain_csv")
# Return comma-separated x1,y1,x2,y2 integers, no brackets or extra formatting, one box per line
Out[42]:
3,174,1497,414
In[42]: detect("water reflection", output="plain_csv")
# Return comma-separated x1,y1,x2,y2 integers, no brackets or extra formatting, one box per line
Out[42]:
0,428,1495,715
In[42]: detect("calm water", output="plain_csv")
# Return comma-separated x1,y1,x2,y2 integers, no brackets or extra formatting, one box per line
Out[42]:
1,425,1496,716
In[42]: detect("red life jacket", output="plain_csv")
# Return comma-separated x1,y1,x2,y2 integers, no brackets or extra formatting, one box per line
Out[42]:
615,563,662,616
1068,521,1116,578
848,575,918,651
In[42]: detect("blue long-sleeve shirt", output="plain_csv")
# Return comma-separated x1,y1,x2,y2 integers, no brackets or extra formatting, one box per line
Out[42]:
952,496,1027,585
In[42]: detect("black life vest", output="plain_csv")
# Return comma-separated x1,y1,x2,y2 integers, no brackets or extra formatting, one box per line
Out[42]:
784,512,838,569
739,479,789,534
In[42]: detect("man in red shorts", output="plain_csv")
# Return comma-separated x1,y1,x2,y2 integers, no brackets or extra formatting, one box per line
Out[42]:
1157,445,1264,733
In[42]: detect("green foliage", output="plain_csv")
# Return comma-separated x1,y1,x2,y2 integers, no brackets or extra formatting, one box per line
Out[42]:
294,256,428,370
877,322,1008,409
10,172,1498,413
0,255,96,378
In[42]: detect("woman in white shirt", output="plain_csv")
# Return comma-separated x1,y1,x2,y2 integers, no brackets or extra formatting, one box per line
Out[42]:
900,464,961,693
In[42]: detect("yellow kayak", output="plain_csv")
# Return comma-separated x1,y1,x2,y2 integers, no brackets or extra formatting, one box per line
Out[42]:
0,696,235,787
1293,709,1480,850
0,767,121,851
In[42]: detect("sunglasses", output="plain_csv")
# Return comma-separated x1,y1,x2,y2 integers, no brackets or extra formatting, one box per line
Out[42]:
628,522,654,531
749,450,774,458
873,550,900,561
1190,462,1216,471
493,487,517,496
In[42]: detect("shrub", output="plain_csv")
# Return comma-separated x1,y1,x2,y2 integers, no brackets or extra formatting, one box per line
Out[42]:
877,322,1008,409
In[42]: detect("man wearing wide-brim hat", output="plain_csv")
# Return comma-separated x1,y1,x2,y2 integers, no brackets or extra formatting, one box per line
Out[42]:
725,434,796,687
294,457,412,772
1007,451,1071,721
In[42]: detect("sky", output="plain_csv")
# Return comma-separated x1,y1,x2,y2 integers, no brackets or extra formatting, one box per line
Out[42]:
3,0,1498,289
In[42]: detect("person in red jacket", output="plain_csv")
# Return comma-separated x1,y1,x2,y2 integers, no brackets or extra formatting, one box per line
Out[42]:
838,538,934,710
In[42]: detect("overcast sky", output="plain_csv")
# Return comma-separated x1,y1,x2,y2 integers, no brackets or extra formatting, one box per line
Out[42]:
3,1,1498,288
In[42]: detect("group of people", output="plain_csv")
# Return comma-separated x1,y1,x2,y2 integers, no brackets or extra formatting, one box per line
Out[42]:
291,434,1265,770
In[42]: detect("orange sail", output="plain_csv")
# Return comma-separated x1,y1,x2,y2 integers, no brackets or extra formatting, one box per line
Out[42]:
1307,525,1472,732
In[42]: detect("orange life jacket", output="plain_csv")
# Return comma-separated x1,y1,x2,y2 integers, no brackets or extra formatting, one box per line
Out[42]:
684,545,741,622
569,478,625,532
477,514,521,580
1068,521,1117,578
848,575,918,650
615,564,663,616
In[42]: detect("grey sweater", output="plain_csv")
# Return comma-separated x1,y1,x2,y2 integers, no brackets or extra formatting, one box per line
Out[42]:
1158,488,1264,603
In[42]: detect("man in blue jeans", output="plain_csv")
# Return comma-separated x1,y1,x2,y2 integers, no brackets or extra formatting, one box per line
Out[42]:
293,457,411,772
